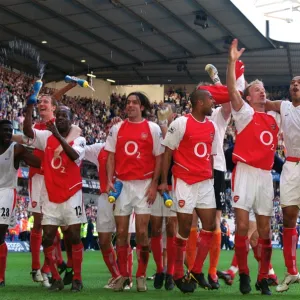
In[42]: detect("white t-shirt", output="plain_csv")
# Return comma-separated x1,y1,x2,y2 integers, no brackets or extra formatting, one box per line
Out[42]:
84,143,105,171
280,101,300,157
209,107,230,172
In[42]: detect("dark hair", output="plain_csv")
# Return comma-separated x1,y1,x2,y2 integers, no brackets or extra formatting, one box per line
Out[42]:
126,92,151,117
0,120,12,127
190,89,209,108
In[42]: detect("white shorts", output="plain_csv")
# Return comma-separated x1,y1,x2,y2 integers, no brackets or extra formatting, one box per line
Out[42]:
232,162,274,217
174,178,216,214
280,161,300,208
151,192,177,217
96,194,136,233
28,174,47,214
42,190,87,226
249,209,256,222
114,179,152,216
0,188,16,226
96,194,115,233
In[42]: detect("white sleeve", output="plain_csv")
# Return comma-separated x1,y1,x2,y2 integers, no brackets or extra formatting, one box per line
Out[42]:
211,107,230,129
148,122,165,156
105,122,122,153
280,100,289,115
30,129,52,150
73,137,86,165
211,121,219,155
162,117,186,150
84,143,105,168
231,102,254,133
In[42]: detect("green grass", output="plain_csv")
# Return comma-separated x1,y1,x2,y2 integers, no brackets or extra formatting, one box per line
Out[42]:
1,249,299,299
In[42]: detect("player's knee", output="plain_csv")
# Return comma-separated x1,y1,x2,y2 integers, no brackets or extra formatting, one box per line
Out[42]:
178,225,191,239
136,228,148,243
151,227,162,237
283,215,297,228
257,227,270,239
236,222,248,236
33,222,42,231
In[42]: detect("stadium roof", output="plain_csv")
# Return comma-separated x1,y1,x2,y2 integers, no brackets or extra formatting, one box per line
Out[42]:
0,0,299,85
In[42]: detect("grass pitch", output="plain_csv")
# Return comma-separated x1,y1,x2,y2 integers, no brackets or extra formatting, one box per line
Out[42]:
1,249,299,300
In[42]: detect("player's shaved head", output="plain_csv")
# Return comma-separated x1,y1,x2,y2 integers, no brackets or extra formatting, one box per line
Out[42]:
190,89,212,108
57,105,73,120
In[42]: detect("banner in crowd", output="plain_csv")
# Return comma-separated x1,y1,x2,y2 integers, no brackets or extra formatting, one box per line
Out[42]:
7,241,30,252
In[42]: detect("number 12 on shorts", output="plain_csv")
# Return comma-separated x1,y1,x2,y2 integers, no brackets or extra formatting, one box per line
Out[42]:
74,206,82,217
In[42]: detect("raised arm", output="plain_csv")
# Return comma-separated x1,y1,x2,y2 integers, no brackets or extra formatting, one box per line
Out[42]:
227,39,245,112
265,100,282,113
52,82,76,101
23,104,35,139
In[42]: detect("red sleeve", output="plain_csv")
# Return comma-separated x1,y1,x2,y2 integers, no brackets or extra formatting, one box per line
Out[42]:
98,149,108,193
197,85,230,104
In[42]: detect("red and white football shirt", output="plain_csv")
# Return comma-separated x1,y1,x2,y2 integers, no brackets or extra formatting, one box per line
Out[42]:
162,114,219,185
31,129,86,203
105,119,164,181
84,143,108,193
232,102,280,170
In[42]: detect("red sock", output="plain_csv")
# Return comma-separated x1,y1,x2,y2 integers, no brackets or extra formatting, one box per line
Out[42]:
72,243,83,281
116,245,128,277
136,244,149,277
167,237,175,275
174,237,187,280
41,260,51,274
30,229,42,270
54,231,63,266
63,232,72,268
127,246,133,280
257,238,272,281
102,246,120,279
235,234,249,275
191,230,213,274
252,245,260,262
283,227,298,275
151,235,163,273
0,243,8,281
230,253,238,268
44,245,61,280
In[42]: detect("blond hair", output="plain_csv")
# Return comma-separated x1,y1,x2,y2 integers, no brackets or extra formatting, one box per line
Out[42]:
244,79,264,98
